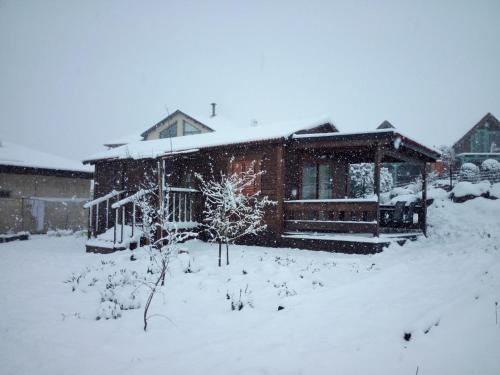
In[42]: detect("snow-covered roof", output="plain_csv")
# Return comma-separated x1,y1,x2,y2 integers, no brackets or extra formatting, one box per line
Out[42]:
104,133,144,147
0,140,93,174
84,115,336,163
103,112,236,147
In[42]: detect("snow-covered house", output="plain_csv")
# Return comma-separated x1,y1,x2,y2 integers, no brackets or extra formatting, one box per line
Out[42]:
83,108,439,254
0,141,93,235
453,112,500,166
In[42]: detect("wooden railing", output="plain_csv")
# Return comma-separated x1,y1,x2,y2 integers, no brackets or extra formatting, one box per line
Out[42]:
85,187,200,246
284,198,379,235
163,187,200,227
84,190,123,239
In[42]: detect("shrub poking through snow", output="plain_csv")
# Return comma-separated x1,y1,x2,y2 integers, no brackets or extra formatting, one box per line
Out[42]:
228,286,253,311
196,160,274,267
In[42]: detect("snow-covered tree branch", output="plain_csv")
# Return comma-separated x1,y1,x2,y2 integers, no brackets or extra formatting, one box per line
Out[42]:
196,160,275,267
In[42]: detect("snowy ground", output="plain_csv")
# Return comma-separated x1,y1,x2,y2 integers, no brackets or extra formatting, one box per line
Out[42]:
1,198,500,375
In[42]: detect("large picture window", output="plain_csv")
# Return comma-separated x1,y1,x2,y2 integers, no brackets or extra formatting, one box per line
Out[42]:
159,122,177,138
301,162,333,199
183,121,201,136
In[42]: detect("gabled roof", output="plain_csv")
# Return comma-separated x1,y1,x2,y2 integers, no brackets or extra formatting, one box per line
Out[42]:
377,120,395,129
0,140,93,174
84,116,337,163
140,110,216,138
453,113,500,149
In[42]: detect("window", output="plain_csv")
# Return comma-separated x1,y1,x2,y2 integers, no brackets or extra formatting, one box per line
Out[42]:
159,122,177,138
0,190,11,198
302,164,317,199
229,158,260,195
183,121,201,136
181,170,194,188
301,162,333,199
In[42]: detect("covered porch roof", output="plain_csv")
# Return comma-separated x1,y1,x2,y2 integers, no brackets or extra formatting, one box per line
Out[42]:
290,130,440,164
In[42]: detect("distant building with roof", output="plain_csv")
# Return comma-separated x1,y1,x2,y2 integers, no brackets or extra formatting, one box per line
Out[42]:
452,113,500,166
0,141,93,235
104,104,231,149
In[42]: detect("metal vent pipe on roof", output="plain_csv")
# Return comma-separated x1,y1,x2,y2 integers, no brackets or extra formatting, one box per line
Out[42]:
211,103,216,117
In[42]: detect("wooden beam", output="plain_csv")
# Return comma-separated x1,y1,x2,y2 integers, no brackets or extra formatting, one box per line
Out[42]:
374,145,382,237
382,150,426,166
291,139,391,150
421,163,428,236
275,144,285,242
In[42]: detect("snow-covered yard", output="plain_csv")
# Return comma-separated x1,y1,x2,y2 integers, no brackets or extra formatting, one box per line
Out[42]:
1,198,500,375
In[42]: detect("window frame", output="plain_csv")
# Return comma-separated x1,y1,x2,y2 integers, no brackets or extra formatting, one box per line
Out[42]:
183,120,202,136
300,160,334,200
159,122,177,139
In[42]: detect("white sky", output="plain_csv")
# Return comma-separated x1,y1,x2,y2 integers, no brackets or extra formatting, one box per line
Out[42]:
1,0,499,161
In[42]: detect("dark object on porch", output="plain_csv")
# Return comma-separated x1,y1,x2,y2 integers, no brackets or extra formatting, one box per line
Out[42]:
392,201,406,226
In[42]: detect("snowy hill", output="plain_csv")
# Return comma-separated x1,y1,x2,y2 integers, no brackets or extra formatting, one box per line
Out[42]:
0,198,499,374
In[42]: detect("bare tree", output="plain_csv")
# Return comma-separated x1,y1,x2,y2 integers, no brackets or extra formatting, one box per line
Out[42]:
133,184,196,331
196,161,274,267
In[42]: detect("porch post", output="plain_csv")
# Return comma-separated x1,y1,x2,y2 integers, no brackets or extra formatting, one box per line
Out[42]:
276,144,285,243
421,163,428,236
373,145,382,237
157,159,164,246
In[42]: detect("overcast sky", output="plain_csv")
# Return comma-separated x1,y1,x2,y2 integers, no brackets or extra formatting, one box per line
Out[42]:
1,0,499,161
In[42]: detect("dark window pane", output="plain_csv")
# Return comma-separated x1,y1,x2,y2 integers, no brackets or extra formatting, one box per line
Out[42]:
159,122,177,138
318,164,333,199
302,164,317,199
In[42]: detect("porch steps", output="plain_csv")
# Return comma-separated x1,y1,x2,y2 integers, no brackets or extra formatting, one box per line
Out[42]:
281,231,422,254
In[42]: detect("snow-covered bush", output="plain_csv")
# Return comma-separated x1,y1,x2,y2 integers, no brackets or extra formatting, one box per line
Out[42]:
459,163,480,182
450,181,490,202
481,158,500,172
349,163,393,198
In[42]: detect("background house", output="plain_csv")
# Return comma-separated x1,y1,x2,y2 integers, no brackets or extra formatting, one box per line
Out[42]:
103,105,232,149
0,140,93,234
452,112,500,166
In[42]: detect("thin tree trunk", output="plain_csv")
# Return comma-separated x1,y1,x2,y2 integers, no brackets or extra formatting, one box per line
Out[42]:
160,258,166,286
143,264,166,331
226,242,229,265
218,240,222,267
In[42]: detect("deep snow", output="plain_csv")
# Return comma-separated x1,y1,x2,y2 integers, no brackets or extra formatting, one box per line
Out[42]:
1,198,499,375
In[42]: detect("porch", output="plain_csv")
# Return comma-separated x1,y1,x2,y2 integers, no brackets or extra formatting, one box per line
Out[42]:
277,130,439,253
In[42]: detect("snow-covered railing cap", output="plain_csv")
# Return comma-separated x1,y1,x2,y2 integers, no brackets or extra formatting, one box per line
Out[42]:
165,187,199,193
83,190,123,208
111,189,153,209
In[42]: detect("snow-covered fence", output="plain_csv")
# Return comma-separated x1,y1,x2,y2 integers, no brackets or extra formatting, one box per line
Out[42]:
446,170,500,186
0,196,88,234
